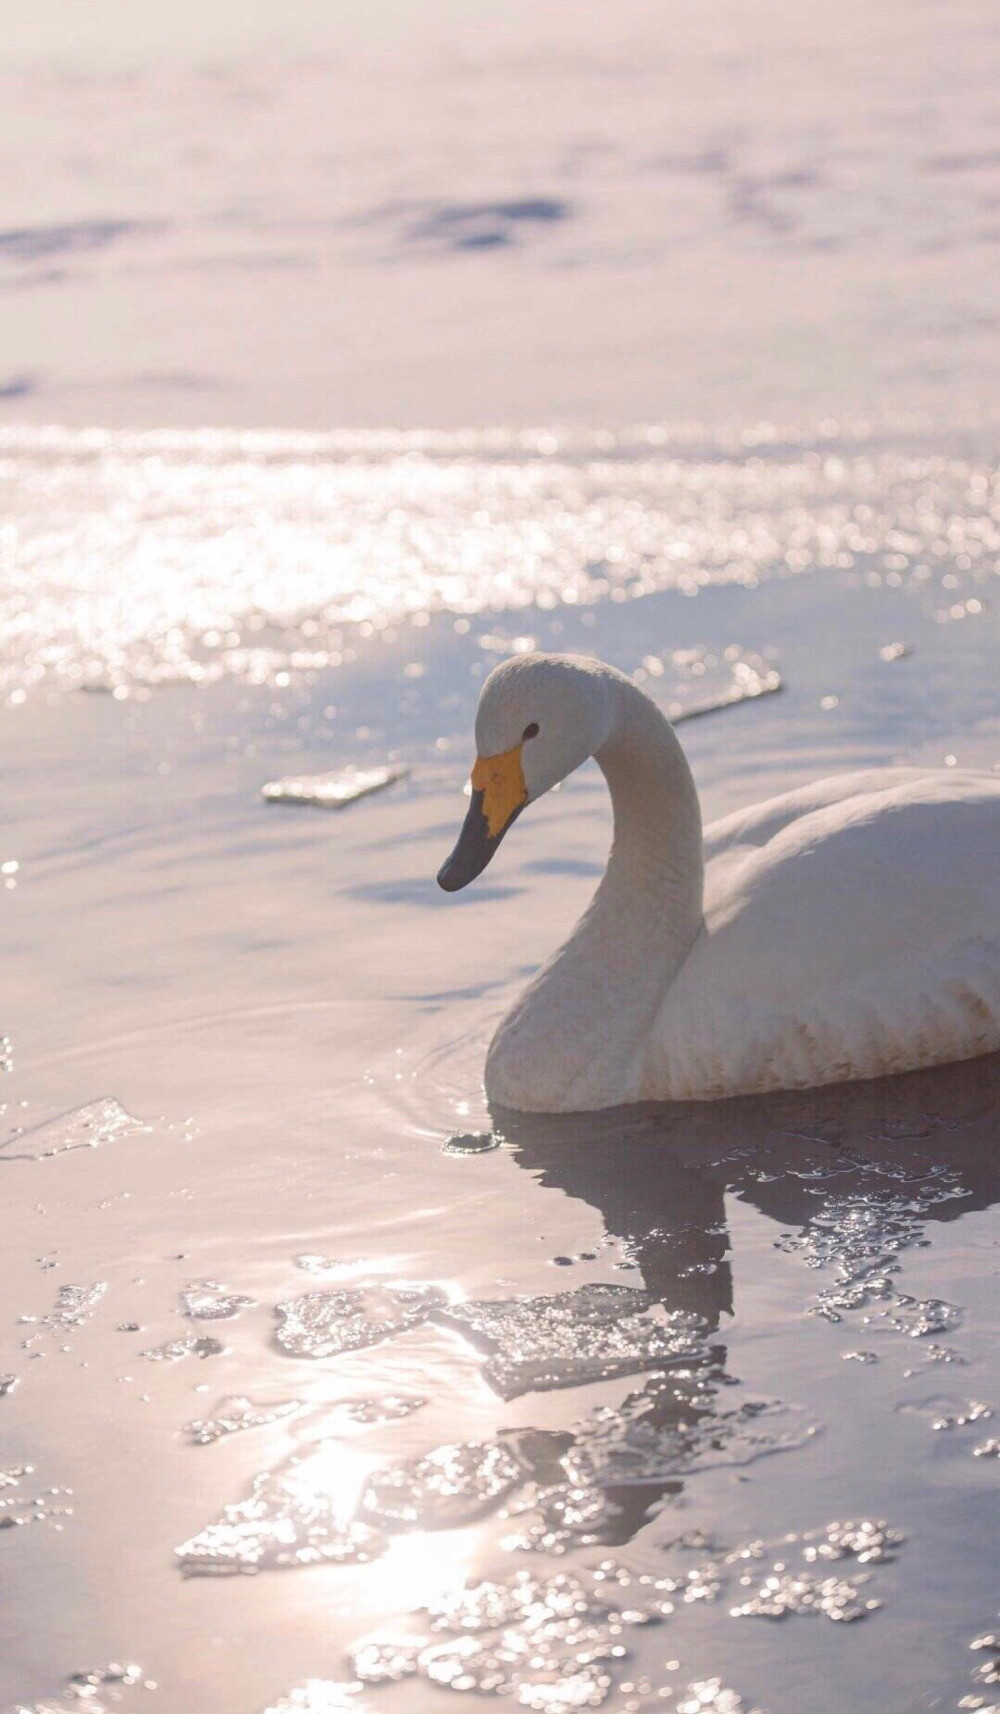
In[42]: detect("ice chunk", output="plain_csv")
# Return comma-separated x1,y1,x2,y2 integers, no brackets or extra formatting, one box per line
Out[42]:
176,1449,384,1576
274,1284,444,1360
180,1281,255,1321
261,766,408,809
185,1395,303,1445
437,1284,707,1399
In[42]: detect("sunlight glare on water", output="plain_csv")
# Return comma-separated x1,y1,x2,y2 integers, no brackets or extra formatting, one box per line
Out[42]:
3,423,1000,697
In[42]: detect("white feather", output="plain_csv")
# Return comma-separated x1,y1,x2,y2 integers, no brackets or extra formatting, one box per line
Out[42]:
464,654,1000,1112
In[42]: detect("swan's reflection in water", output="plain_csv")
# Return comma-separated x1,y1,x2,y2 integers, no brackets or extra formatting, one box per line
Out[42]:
184,1057,1000,1713
493,1051,1000,1544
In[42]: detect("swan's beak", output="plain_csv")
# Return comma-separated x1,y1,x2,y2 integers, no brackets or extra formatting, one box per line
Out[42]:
437,744,528,891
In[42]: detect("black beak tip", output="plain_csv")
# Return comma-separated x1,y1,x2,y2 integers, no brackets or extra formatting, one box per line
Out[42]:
437,791,522,895
437,859,470,892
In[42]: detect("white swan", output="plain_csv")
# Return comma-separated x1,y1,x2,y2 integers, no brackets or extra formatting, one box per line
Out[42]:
437,652,1000,1112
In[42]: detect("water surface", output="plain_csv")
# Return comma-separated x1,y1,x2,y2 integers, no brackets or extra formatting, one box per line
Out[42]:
2,429,1000,1713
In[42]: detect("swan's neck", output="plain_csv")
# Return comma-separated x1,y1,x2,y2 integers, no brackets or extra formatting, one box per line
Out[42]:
488,677,704,1110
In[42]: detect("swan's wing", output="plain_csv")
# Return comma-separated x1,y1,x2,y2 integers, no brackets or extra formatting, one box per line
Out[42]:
702,768,938,861
649,773,1000,1100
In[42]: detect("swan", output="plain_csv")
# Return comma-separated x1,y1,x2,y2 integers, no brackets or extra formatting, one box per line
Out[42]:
437,651,1000,1112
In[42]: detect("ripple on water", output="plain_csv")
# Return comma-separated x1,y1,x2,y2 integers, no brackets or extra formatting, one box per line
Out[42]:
0,1465,73,1533
185,1395,304,1445
5,1661,153,1714
3,1099,145,1162
6,427,1000,697
353,1564,675,1712
500,1382,818,1555
574,1382,816,1485
344,1396,426,1424
442,1132,504,1157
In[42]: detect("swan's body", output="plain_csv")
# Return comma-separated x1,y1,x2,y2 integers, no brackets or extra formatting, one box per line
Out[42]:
438,653,1000,1112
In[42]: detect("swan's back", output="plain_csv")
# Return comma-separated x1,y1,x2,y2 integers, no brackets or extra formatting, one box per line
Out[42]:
642,770,1000,1101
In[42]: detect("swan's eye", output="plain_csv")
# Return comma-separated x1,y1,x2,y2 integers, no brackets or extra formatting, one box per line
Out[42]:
522,722,540,741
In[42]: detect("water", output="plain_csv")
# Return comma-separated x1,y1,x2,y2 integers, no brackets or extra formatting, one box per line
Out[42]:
3,421,1000,1713
3,424,1000,702
6,0,1000,1699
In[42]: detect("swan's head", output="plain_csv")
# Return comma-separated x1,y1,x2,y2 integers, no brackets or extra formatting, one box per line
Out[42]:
437,652,616,891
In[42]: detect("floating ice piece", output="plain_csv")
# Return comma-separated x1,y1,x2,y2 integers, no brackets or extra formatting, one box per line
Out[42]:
722,1517,903,1624
423,1567,673,1636
261,765,409,809
293,1254,375,1277
0,1374,17,1397
345,1395,426,1424
260,1684,364,1714
352,1565,674,1712
668,668,783,725
185,1395,303,1445
41,1283,106,1335
902,1341,967,1376
176,1450,385,1576
180,1281,255,1321
4,1099,146,1162
274,1284,445,1360
436,1284,707,1399
674,1680,763,1714
861,1293,963,1339
360,1439,527,1531
11,1661,149,1714
971,1654,1000,1688
573,1386,817,1489
800,1518,903,1563
729,1568,877,1621
350,1639,422,1684
503,1387,815,1554
927,1399,995,1431
418,1634,615,1710
142,1332,227,1362
0,1465,73,1532
879,641,914,662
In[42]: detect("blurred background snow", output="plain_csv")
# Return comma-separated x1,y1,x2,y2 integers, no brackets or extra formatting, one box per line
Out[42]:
2,0,999,428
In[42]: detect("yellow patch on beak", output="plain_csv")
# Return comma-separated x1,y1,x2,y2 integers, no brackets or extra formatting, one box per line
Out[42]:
471,744,528,838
